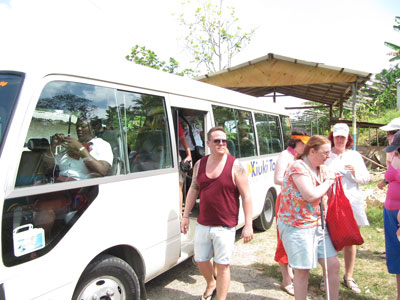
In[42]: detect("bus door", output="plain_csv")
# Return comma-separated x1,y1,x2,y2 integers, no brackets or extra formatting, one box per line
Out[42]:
171,106,208,259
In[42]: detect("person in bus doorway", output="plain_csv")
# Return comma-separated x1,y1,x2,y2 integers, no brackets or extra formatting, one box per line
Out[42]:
382,131,400,300
325,123,370,294
178,120,193,214
179,109,205,164
277,135,339,300
273,128,310,296
180,126,253,300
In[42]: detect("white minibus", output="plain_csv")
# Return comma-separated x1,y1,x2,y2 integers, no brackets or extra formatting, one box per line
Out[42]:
0,60,291,299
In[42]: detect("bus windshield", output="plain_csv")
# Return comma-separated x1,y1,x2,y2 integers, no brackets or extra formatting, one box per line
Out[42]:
0,72,24,150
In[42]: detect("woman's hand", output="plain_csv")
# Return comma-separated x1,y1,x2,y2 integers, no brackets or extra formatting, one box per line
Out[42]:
51,133,64,147
344,164,355,176
62,136,82,152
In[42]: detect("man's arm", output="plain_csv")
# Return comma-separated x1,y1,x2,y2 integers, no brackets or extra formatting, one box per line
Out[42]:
180,160,200,234
233,159,253,243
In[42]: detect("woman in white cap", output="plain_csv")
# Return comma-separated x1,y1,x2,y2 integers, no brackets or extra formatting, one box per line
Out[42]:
382,131,400,300
325,123,370,294
378,117,400,190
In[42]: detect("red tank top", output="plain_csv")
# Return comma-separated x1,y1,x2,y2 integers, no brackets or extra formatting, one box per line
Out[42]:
197,154,240,227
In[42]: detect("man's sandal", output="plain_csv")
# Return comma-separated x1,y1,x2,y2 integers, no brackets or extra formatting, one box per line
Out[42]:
343,276,361,294
200,288,216,300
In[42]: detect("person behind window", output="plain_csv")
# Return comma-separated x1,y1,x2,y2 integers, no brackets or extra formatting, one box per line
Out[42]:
237,124,255,157
36,116,113,236
44,116,113,180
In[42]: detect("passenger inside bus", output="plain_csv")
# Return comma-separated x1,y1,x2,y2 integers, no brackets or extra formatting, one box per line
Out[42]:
238,124,256,157
32,116,113,236
43,116,113,181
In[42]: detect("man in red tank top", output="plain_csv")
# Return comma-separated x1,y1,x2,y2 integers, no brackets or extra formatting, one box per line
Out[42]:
181,126,253,300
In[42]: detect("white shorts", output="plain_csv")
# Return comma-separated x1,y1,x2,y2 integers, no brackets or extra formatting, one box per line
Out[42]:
278,219,337,269
194,223,236,265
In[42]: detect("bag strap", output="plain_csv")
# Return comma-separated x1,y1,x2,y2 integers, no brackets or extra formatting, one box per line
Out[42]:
335,176,344,195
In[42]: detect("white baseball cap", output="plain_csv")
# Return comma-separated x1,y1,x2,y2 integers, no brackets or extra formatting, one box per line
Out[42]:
380,118,400,131
332,123,349,137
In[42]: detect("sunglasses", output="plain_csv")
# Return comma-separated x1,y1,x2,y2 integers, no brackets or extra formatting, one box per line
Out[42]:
387,130,398,135
213,139,227,145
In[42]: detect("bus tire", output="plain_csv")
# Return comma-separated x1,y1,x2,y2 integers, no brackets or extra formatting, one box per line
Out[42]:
72,254,140,300
253,191,275,231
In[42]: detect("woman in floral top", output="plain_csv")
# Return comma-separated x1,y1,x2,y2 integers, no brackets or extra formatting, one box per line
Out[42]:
277,135,339,300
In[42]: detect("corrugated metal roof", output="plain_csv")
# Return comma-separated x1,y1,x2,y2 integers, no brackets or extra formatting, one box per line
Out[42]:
196,53,372,108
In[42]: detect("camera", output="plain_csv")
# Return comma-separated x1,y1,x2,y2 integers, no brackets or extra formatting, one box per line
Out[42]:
180,160,192,173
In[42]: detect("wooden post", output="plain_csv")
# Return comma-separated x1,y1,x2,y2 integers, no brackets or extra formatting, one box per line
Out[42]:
352,82,357,150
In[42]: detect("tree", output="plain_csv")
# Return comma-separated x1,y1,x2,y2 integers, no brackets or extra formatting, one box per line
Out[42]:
357,66,399,117
384,16,400,62
125,45,196,77
177,0,255,73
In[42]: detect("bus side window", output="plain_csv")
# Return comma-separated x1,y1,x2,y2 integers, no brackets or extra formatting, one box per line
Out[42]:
4,80,123,266
100,129,125,175
131,130,165,172
212,105,256,158
268,115,283,153
255,112,284,155
116,90,172,173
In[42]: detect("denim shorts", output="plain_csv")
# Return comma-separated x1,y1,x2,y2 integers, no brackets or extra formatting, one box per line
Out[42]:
277,219,337,269
194,223,236,265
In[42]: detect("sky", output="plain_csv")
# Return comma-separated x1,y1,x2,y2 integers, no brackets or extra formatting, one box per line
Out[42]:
0,0,399,109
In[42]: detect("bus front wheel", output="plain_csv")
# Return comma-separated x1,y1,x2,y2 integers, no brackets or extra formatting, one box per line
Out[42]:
72,254,140,300
253,191,275,231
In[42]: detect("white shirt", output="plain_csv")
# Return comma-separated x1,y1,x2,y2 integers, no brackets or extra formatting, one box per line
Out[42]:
325,149,370,226
57,137,113,180
274,149,295,186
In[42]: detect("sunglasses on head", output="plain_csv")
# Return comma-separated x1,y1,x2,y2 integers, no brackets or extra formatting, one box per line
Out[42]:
387,130,398,135
213,139,227,145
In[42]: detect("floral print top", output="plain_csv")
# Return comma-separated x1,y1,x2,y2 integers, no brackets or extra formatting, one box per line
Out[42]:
278,159,328,228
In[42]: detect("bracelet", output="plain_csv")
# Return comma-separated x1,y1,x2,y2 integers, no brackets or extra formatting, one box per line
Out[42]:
182,216,189,219
78,146,85,153
384,179,389,184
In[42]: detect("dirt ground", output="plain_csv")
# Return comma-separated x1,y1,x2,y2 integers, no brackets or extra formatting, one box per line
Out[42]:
145,179,385,300
145,224,305,300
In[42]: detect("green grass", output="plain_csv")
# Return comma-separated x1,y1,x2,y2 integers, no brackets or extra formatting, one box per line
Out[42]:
367,207,385,228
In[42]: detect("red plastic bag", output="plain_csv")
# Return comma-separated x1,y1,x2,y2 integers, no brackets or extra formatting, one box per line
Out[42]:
326,177,364,251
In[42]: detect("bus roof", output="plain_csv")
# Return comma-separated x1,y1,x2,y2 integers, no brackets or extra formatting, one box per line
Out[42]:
1,58,288,116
